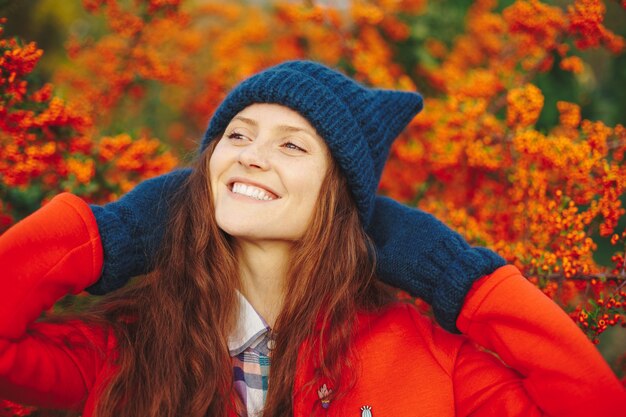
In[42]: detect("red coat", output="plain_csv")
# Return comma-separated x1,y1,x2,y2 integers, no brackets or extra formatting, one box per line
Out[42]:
1,193,625,416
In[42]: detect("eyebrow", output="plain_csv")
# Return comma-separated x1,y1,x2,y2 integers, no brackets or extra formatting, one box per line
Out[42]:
232,116,316,136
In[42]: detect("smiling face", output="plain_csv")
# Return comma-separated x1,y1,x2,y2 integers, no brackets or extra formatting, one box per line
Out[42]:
209,103,331,243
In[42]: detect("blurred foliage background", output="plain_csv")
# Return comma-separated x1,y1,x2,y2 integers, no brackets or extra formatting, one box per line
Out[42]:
3,0,625,129
2,0,624,246
1,1,625,413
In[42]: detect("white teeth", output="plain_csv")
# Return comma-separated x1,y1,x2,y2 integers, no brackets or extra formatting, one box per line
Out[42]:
232,182,275,201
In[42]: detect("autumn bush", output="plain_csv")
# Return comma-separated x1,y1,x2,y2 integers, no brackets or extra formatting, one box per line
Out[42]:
1,0,625,414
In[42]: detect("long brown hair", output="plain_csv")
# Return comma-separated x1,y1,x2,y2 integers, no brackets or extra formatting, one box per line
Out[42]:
81,138,392,417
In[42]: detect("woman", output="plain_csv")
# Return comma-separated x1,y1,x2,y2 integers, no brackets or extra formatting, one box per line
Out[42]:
0,61,624,417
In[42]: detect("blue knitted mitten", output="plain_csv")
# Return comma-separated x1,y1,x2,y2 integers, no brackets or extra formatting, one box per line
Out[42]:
86,168,191,295
367,196,506,333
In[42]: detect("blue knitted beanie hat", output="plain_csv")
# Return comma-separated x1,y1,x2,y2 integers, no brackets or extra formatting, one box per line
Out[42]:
200,60,423,227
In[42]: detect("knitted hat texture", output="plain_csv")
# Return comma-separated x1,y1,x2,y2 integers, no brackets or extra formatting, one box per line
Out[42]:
201,60,423,226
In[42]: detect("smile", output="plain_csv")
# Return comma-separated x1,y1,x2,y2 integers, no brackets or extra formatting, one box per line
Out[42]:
230,182,278,201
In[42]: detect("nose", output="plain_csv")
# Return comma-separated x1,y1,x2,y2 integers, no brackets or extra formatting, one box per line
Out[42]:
238,140,270,170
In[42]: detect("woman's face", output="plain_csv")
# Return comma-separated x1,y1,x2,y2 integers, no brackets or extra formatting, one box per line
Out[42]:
209,103,330,242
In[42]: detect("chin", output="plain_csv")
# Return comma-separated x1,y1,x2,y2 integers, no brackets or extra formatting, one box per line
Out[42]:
216,221,303,242
217,219,272,240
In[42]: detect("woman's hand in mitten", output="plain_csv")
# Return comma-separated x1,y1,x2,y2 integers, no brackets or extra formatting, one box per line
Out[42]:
87,168,191,295
367,196,506,333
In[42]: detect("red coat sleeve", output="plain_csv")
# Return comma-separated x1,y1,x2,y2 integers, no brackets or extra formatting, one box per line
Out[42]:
454,265,626,416
0,193,108,409
0,321,113,410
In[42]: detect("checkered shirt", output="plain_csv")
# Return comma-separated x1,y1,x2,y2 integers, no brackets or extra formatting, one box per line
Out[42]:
228,292,274,417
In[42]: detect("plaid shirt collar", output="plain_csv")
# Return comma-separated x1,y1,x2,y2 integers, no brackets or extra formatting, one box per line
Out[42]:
227,291,271,357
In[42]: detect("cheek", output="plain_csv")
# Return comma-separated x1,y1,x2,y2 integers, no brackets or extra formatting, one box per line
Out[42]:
293,165,327,212
209,143,230,183
309,160,329,194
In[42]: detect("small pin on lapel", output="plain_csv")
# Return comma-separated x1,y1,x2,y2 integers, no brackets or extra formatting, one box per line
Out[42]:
317,384,332,409
360,405,372,417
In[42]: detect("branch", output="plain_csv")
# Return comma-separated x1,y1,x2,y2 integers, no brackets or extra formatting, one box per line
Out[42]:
544,273,626,282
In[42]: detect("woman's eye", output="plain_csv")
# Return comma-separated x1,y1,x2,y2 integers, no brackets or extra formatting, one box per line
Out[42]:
227,132,246,141
283,142,306,152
